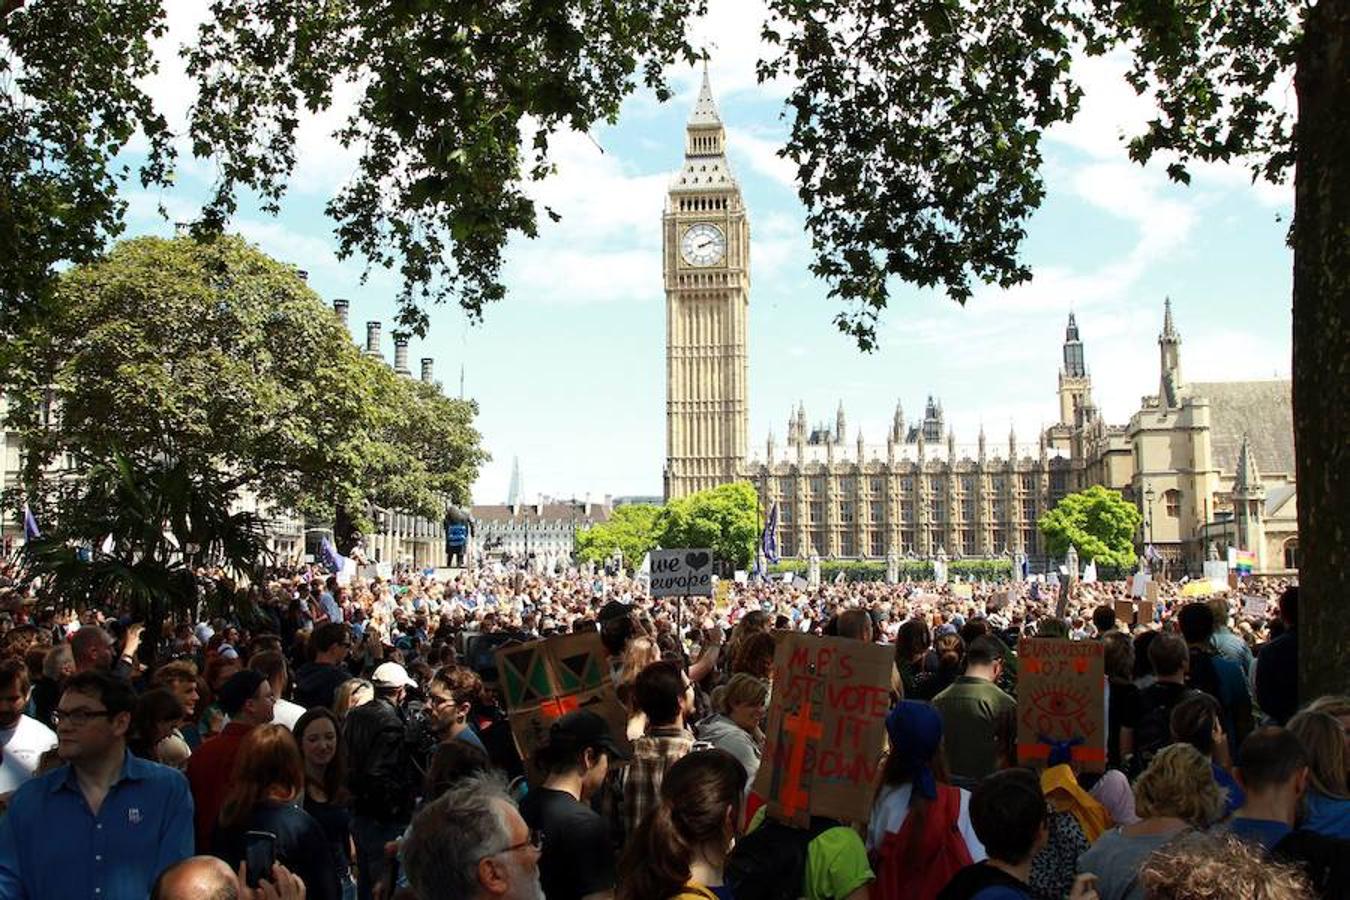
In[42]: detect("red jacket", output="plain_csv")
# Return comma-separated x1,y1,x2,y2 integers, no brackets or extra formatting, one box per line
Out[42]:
186,721,255,851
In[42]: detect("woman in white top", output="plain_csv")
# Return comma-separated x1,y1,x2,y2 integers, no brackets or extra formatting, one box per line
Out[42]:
866,700,986,862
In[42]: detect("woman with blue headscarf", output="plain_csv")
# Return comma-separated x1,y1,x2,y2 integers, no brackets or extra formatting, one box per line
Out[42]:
867,701,986,897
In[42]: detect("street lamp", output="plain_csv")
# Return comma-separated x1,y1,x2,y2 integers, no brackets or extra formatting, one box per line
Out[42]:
1144,485,1156,550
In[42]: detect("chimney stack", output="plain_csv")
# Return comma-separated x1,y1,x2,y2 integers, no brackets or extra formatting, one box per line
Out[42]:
420,358,434,384
296,269,309,282
365,321,382,358
333,298,350,328
393,333,411,376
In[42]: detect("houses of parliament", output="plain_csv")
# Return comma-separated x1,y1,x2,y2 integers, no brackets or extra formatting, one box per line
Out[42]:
663,71,1299,574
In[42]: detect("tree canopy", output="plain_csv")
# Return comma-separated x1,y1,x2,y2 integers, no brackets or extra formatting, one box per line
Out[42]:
0,0,704,341
1038,485,1141,569
655,481,759,570
575,504,662,570
7,234,487,542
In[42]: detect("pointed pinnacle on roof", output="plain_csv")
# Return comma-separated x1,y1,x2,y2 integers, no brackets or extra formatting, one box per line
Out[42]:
1234,432,1264,493
1162,296,1179,340
688,61,722,126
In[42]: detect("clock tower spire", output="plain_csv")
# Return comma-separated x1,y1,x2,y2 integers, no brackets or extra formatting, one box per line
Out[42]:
663,65,751,499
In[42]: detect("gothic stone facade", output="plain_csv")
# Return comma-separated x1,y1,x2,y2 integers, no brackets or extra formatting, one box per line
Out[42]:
662,74,1298,574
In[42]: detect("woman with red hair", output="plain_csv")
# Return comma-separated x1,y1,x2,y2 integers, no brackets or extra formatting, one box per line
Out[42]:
212,724,341,900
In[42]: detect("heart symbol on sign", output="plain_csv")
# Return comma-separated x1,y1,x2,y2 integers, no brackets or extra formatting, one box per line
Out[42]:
685,551,710,570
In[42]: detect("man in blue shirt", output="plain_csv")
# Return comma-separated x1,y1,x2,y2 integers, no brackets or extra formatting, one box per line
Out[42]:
1227,726,1305,850
0,670,193,899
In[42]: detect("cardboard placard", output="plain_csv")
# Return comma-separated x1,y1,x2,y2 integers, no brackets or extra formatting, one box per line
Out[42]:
495,632,630,784
1138,600,1155,625
1113,600,1136,627
1243,595,1268,618
988,590,1013,611
649,548,714,598
753,635,893,826
1145,581,1159,604
952,583,973,599
1016,638,1107,772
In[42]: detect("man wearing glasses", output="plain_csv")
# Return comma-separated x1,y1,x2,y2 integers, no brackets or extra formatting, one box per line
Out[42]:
403,771,545,900
0,670,193,899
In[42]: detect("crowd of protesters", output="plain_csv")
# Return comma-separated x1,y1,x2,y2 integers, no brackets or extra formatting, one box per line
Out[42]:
0,555,1341,900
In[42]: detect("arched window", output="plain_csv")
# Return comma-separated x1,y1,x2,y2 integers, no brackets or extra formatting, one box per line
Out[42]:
1164,489,1181,518
1283,539,1299,570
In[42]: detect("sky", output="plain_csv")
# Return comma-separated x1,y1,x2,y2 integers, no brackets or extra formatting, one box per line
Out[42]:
119,1,1295,506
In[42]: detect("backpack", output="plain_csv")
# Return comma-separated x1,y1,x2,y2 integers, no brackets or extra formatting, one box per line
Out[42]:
1128,685,1197,778
726,815,838,900
872,784,973,900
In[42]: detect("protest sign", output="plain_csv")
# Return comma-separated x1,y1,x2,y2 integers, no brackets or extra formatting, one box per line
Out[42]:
649,548,714,599
1228,572,1240,591
1017,638,1107,772
1138,599,1155,625
1243,595,1269,618
733,570,748,584
714,578,732,608
1182,580,1213,598
496,632,630,784
1146,581,1159,604
753,634,894,826
989,590,1013,611
1114,600,1136,627
952,583,973,599
1131,573,1148,598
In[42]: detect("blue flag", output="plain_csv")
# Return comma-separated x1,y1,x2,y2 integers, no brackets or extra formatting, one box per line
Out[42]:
760,501,780,564
320,536,347,573
22,504,40,541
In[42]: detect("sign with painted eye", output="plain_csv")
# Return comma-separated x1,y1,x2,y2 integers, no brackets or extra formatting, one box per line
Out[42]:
1016,638,1107,773
680,222,726,266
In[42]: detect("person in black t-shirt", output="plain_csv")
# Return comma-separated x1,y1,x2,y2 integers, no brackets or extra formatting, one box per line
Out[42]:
519,710,630,900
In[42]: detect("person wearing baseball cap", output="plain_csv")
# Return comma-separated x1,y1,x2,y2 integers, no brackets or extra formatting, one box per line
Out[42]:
345,660,421,900
520,710,630,900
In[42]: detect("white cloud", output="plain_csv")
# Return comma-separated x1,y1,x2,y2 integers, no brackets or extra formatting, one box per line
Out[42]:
727,126,795,189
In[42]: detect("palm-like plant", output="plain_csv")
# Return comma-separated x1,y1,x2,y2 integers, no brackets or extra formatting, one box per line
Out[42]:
22,452,273,640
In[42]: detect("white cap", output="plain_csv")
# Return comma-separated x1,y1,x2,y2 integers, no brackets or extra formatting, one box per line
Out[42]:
371,662,417,689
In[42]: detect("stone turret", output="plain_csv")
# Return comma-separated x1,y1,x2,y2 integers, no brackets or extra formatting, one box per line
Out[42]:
1233,432,1267,570
1158,297,1183,408
333,298,350,328
393,332,411,376
836,400,846,444
420,358,434,384
856,428,865,462
891,400,905,443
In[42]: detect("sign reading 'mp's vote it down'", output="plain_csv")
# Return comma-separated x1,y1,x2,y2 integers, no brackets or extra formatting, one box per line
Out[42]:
649,548,714,598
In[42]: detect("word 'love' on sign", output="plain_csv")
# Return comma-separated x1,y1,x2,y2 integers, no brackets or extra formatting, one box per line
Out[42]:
1017,638,1107,773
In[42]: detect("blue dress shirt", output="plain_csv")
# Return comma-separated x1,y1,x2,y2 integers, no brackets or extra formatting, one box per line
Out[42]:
0,750,194,899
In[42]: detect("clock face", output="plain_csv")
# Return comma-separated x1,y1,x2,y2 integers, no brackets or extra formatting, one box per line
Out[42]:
680,222,727,267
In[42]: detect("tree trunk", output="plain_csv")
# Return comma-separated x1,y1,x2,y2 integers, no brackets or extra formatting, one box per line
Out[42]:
1293,0,1350,701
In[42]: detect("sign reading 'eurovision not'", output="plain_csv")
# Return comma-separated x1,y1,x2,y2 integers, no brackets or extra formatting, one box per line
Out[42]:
649,548,714,598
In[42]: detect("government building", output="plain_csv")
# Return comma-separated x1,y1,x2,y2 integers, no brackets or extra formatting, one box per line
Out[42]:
663,72,1298,575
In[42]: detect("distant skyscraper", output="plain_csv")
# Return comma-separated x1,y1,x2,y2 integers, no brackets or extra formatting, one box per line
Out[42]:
507,456,523,507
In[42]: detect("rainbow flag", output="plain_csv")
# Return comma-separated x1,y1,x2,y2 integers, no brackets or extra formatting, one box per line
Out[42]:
1236,549,1256,575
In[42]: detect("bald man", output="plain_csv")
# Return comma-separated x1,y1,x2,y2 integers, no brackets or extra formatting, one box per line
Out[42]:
151,855,304,900
151,856,237,900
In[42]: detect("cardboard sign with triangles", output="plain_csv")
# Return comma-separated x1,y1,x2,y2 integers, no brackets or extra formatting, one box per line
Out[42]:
495,631,629,784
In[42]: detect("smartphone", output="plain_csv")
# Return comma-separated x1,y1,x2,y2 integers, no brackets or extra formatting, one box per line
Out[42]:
244,830,278,889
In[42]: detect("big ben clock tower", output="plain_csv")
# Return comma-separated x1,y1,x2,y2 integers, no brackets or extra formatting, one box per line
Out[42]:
663,66,751,500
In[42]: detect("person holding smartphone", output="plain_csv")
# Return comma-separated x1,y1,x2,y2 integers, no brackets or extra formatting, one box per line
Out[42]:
213,724,341,900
